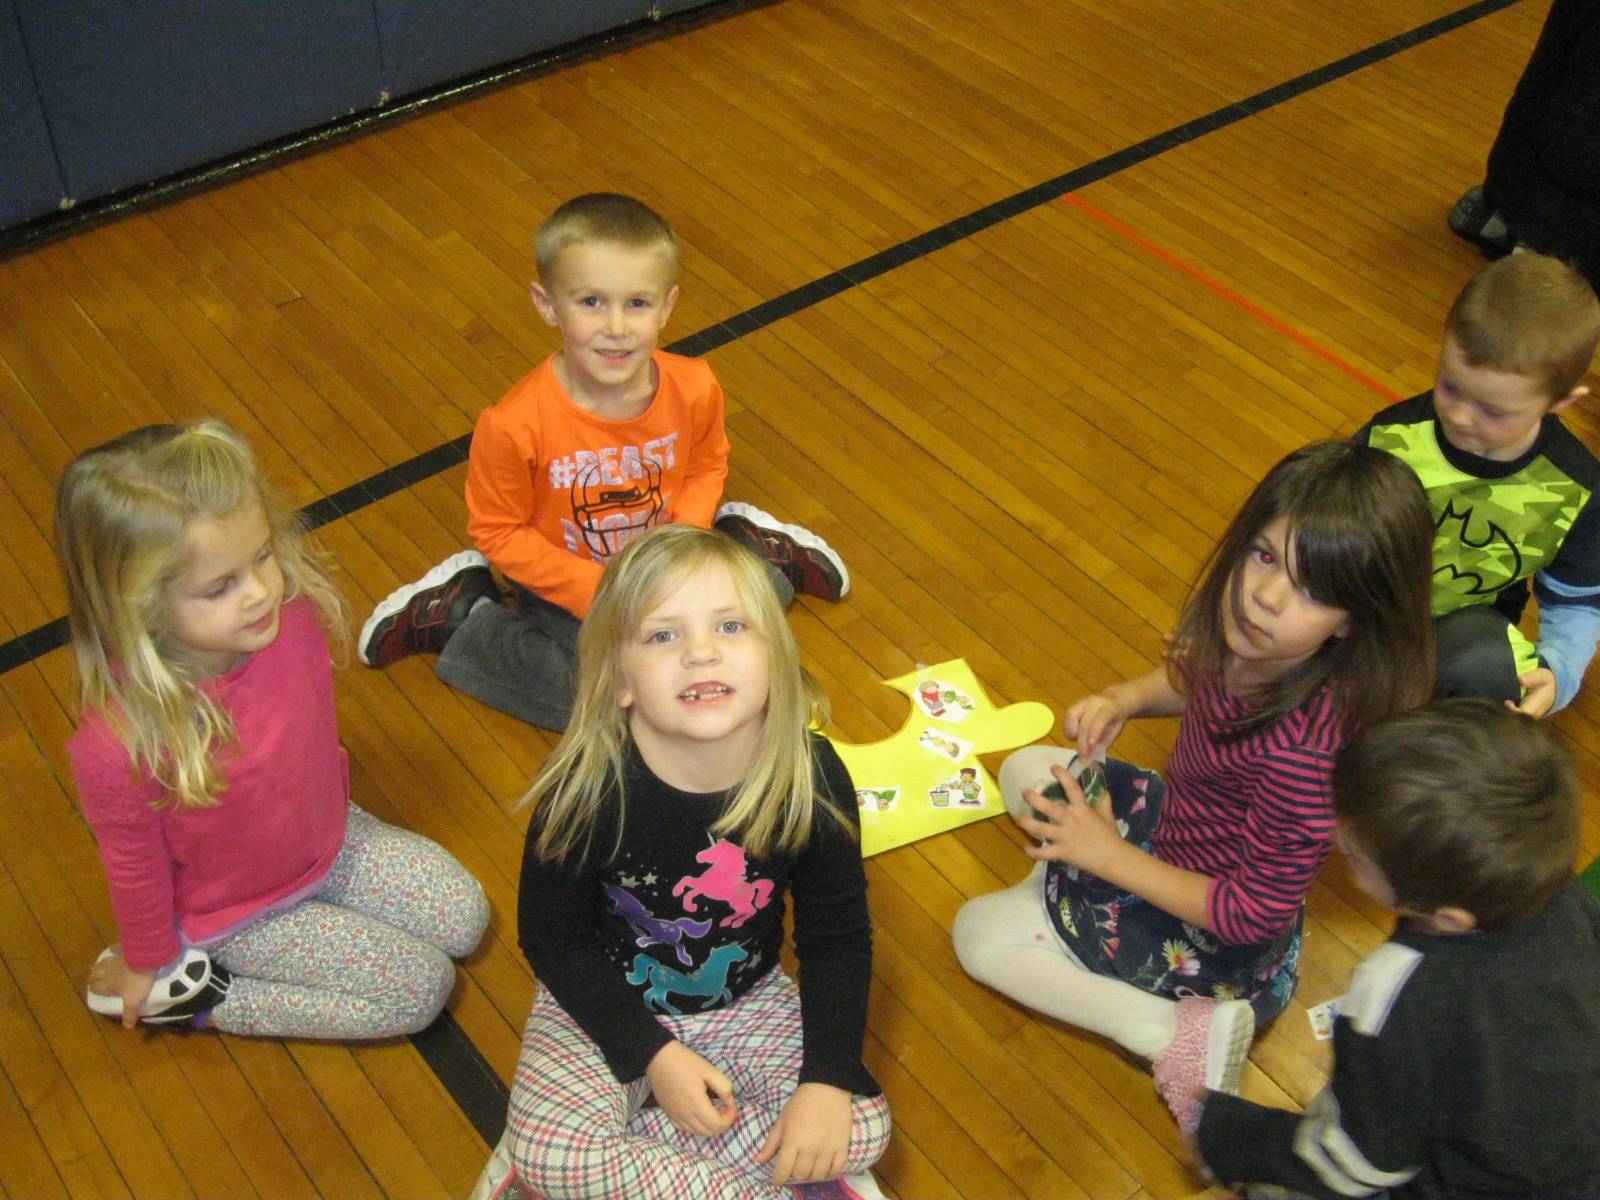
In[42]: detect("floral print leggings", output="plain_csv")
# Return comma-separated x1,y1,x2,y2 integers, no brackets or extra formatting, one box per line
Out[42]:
204,804,489,1040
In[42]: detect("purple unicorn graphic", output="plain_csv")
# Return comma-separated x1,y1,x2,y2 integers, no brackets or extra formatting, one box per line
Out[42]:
604,883,712,967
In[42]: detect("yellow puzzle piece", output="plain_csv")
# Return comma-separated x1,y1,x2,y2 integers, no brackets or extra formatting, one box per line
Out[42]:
827,659,1054,857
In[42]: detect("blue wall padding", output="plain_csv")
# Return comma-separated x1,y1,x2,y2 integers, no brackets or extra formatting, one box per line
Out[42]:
1,0,723,232
12,0,385,204
0,0,66,227
373,0,649,99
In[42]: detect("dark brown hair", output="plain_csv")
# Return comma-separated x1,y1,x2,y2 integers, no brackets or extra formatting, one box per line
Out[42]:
1170,440,1435,738
1334,699,1579,929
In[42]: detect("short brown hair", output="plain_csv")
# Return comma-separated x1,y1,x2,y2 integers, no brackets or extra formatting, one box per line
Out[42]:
1333,699,1579,929
533,193,677,281
1446,253,1600,400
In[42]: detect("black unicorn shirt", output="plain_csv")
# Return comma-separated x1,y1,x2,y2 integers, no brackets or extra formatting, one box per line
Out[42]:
517,734,879,1097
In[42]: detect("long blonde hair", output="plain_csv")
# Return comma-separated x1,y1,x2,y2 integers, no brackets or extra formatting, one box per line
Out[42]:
54,420,347,809
524,523,834,865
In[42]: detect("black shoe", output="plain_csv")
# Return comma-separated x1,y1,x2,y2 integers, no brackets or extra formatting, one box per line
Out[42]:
1449,184,1514,254
360,551,497,666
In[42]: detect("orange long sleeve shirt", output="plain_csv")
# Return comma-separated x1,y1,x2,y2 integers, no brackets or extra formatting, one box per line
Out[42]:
465,351,731,617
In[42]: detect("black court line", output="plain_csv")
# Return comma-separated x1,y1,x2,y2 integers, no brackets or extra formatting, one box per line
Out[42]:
412,1009,511,1146
3,0,1522,1150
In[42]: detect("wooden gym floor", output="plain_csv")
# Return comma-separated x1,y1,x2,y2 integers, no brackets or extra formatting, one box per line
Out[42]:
2,0,1595,1196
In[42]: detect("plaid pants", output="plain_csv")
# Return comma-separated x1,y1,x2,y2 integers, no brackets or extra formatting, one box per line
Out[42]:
505,969,890,1199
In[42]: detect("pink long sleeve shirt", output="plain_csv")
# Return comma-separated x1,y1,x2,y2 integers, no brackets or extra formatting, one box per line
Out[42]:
68,598,348,971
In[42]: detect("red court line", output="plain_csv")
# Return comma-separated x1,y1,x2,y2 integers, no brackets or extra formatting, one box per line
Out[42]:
1061,192,1404,405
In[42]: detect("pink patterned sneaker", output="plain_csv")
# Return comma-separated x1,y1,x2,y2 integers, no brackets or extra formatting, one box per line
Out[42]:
791,1170,887,1199
468,1129,528,1200
1152,996,1254,1134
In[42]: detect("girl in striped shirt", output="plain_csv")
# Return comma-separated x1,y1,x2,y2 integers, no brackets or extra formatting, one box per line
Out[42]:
954,441,1434,1133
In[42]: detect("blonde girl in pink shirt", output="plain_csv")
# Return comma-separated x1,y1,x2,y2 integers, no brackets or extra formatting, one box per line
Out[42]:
59,420,487,1037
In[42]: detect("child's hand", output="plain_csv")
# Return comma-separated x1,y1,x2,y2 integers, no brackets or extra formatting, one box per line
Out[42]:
645,1041,738,1136
1016,762,1122,874
88,946,156,1030
1510,667,1556,718
755,1082,852,1185
1063,692,1129,760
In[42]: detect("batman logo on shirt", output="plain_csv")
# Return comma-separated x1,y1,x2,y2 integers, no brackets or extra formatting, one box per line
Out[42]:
1432,499,1523,596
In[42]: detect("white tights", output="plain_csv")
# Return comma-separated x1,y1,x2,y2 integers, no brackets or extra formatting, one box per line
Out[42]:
951,746,1178,1061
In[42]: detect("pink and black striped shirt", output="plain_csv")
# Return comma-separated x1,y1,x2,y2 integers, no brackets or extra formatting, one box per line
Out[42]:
1155,678,1345,946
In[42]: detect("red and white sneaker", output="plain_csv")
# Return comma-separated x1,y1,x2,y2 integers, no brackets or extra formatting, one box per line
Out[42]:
359,550,496,667
1152,996,1254,1135
714,501,850,602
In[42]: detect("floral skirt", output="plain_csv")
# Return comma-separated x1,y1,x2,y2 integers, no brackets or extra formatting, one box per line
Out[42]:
1042,758,1302,1023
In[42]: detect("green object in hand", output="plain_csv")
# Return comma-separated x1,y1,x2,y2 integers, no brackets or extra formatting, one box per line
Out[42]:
1036,761,1100,809
1039,758,1107,809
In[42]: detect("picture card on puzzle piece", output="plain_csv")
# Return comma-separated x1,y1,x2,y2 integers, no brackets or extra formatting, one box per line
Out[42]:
913,677,977,723
855,786,900,813
929,771,986,809
917,728,973,762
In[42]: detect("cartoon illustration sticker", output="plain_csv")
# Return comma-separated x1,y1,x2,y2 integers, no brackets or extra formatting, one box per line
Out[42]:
915,678,977,723
930,766,986,808
917,728,973,762
855,787,901,813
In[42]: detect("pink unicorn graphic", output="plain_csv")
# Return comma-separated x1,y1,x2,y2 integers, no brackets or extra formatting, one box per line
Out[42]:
673,839,773,929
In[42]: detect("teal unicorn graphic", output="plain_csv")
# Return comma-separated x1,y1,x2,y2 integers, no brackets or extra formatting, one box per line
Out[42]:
625,943,748,1015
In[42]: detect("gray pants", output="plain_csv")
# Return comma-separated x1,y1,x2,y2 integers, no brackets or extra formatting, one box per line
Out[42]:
437,571,794,733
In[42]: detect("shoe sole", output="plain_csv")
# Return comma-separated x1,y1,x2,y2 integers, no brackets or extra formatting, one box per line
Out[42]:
1202,999,1255,1094
86,946,213,1019
359,550,490,666
468,1130,521,1200
714,501,850,597
839,1170,888,1199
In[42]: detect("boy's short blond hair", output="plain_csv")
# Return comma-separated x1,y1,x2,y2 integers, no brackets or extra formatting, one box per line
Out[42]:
533,193,678,282
1446,253,1600,401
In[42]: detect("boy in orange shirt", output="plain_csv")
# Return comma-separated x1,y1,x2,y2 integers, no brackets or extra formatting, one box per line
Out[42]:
359,194,847,730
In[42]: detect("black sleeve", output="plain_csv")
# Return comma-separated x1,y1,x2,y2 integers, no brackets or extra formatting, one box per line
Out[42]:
1197,967,1430,1198
1349,393,1427,446
789,737,880,1096
1536,489,1600,596
516,814,673,1083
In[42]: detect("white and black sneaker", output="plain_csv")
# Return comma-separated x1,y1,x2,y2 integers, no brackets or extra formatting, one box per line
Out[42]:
86,946,233,1027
